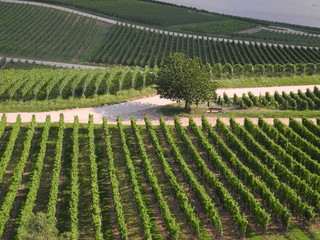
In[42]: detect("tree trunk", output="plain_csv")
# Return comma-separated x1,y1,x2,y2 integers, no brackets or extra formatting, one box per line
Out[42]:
184,99,191,112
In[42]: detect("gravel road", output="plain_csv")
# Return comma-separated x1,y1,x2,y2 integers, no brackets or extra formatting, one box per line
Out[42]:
2,57,105,69
1,85,319,124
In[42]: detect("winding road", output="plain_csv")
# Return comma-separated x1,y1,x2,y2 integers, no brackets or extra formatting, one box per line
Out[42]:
2,57,105,69
1,85,319,125
1,0,319,50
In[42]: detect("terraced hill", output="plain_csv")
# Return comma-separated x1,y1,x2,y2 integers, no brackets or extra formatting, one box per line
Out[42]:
90,25,320,66
1,2,320,67
0,115,319,239
0,2,112,61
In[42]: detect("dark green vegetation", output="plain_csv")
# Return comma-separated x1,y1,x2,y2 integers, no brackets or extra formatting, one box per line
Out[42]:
0,66,319,112
0,3,111,61
237,30,320,47
32,0,256,29
0,67,154,101
91,25,320,66
1,2,320,67
0,115,319,239
0,67,156,112
219,86,320,110
156,53,218,110
32,0,320,41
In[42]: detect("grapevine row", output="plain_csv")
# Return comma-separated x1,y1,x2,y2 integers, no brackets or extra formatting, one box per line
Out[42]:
131,117,180,239
88,115,104,239
174,116,249,234
229,118,319,213
201,117,289,229
0,116,36,238
243,118,320,191
46,114,64,221
258,118,320,177
274,119,320,162
70,116,80,239
16,116,51,239
160,117,223,235
117,116,153,239
0,115,21,182
102,117,128,239
144,116,206,238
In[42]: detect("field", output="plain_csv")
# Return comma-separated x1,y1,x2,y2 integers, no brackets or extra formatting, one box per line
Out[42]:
1,0,320,239
31,0,320,39
236,30,320,47
220,86,320,110
2,3,320,67
1,66,319,112
91,25,320,66
0,3,111,61
0,115,319,239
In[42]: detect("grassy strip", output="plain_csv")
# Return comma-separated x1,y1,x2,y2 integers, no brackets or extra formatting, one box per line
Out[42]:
0,88,156,112
218,75,320,88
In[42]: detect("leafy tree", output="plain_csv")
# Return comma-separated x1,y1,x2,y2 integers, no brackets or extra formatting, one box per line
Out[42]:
19,212,65,240
155,53,218,111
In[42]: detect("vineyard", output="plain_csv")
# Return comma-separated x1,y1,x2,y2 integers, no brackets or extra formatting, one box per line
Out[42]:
1,64,319,105
0,67,154,102
219,86,320,110
0,115,319,239
0,2,111,61
2,2,320,67
236,29,320,47
91,25,320,66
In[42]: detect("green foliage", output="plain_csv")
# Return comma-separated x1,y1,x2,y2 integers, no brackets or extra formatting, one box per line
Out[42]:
156,53,218,111
235,88,320,111
19,212,60,240
0,67,154,102
0,3,111,61
91,25,320,67
0,116,320,239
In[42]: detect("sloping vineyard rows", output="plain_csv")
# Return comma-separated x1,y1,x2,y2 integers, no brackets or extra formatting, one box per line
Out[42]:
91,25,320,66
0,2,110,60
0,116,319,239
235,30,320,47
220,86,320,110
0,67,155,102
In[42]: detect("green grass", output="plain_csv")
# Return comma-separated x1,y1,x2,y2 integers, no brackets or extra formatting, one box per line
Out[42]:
0,88,156,112
171,19,257,36
159,102,320,118
219,74,320,88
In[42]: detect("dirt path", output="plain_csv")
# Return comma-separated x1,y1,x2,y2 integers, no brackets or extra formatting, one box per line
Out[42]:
1,85,319,125
2,57,105,69
239,26,320,38
1,0,318,50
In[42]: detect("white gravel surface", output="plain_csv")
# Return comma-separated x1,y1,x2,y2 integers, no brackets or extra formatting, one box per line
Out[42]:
1,0,318,50
3,57,105,69
1,85,320,124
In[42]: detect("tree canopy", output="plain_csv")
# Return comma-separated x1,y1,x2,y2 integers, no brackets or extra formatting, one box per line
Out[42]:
155,53,218,111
